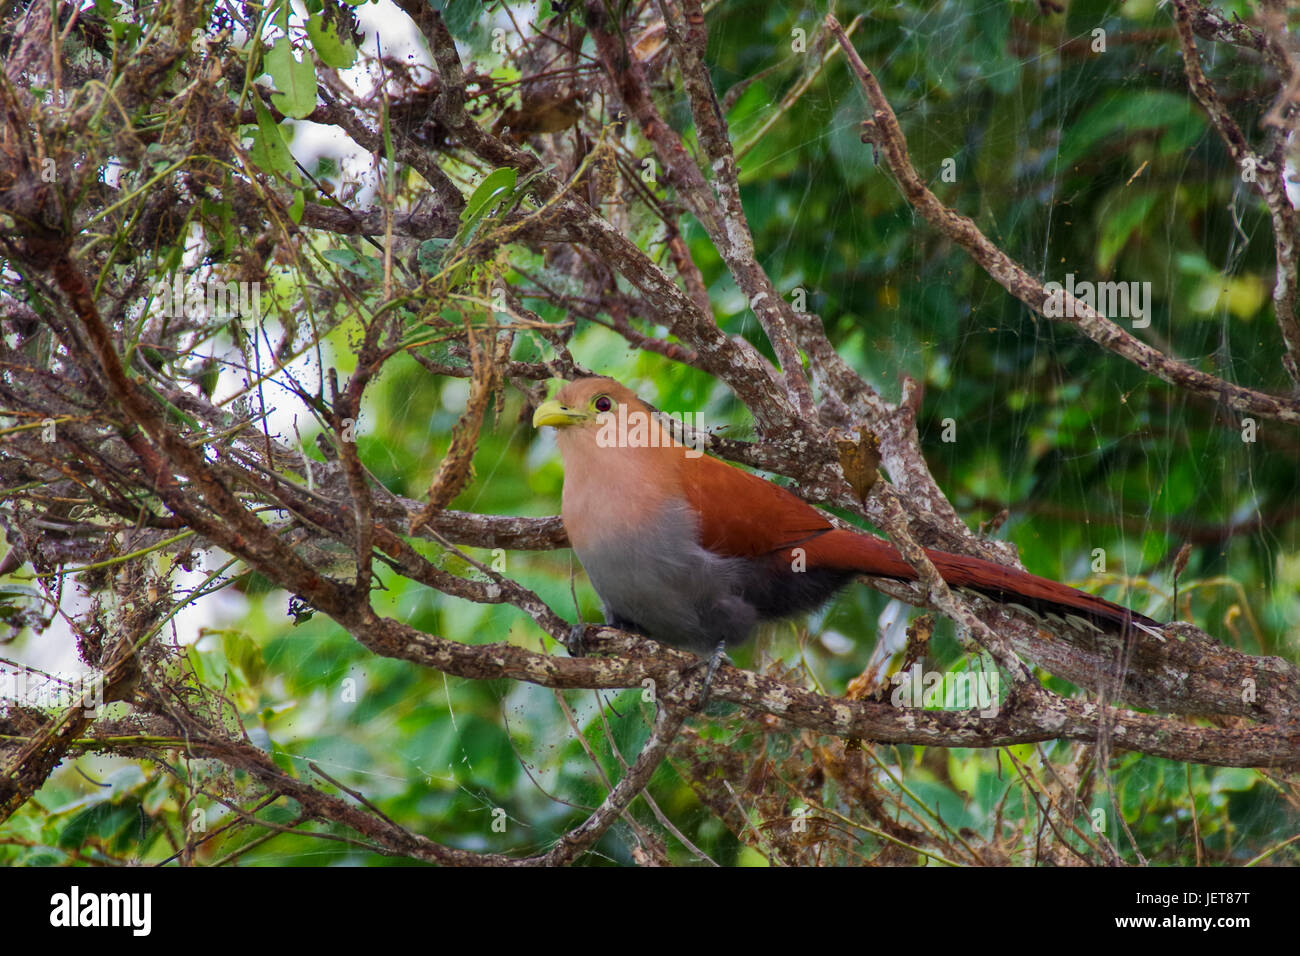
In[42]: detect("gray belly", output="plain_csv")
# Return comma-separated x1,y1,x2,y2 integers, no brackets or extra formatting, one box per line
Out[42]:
574,501,757,653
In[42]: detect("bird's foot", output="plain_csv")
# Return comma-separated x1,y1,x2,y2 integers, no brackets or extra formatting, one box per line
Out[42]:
565,623,589,657
690,640,730,710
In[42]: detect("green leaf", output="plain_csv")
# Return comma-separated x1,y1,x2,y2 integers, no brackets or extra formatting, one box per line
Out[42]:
143,142,174,174
0,585,41,600
322,247,383,281
417,237,451,274
94,0,142,44
290,187,305,224
461,167,517,225
1057,92,1203,172
248,96,294,175
1096,191,1158,273
264,39,318,119
434,0,480,39
972,1,1018,96
306,13,358,69
58,801,140,851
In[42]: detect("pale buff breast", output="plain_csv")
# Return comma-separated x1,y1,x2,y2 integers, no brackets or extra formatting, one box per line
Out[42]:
554,408,687,551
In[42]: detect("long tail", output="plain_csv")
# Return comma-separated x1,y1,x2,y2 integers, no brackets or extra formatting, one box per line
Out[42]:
797,528,1161,635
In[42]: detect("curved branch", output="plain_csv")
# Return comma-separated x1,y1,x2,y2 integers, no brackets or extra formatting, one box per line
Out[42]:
826,14,1300,425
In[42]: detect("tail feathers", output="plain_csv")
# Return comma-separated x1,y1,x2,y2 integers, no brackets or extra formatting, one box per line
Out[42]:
797,529,1160,635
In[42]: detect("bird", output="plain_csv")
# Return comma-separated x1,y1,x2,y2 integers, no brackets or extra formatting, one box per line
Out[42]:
532,376,1161,680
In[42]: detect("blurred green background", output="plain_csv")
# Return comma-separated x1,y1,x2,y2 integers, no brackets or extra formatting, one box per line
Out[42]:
3,0,1297,866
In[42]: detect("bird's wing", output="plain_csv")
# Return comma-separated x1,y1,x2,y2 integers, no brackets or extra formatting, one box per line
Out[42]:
680,453,833,557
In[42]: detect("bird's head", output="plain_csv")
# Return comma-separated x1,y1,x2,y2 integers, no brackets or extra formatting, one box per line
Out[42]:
531,376,642,431
531,376,688,542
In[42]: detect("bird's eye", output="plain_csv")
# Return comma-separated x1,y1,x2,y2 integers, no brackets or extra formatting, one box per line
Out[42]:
594,395,613,413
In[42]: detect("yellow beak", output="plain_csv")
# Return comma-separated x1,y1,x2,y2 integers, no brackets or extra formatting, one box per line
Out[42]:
532,399,590,428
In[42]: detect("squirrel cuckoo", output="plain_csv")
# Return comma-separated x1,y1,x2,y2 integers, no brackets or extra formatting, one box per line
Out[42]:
533,377,1160,671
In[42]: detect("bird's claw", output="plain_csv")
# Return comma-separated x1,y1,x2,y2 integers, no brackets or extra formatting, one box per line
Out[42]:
565,623,589,657
689,640,730,710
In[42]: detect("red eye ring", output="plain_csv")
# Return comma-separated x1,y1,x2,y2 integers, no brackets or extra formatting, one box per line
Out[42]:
594,396,613,413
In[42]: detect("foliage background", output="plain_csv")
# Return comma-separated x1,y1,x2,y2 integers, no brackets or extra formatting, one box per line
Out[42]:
1,0,1297,866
